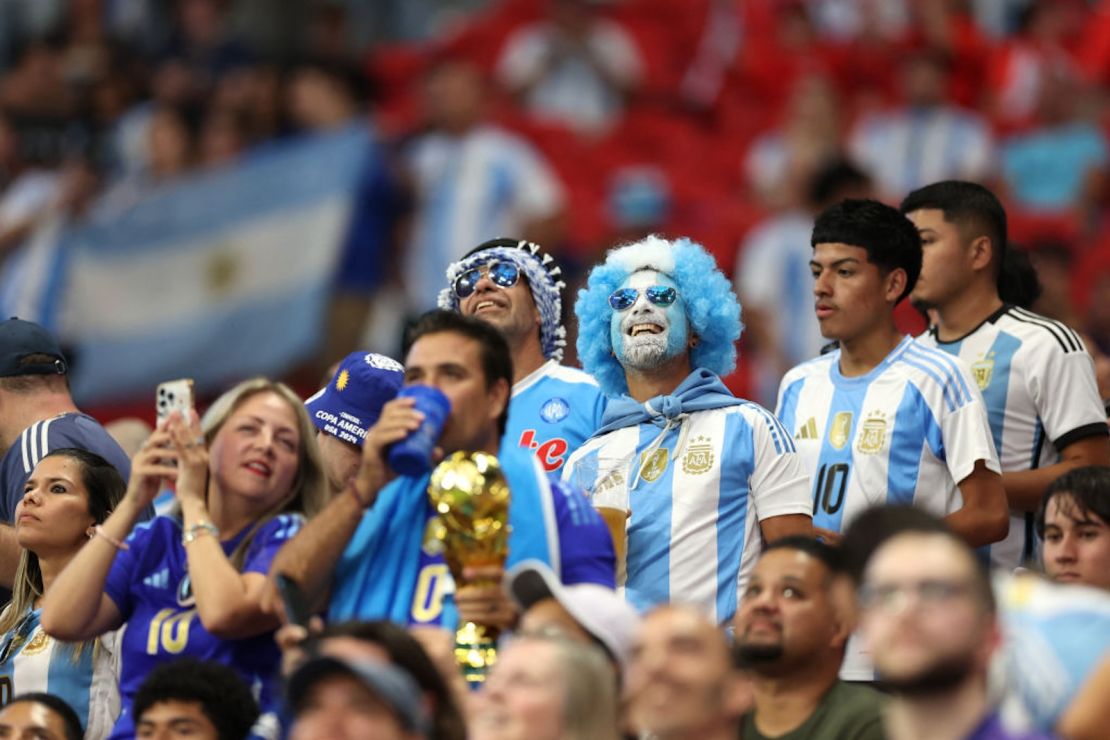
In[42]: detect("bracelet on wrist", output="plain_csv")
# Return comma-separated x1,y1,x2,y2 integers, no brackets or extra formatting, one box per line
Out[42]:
182,521,220,545
92,525,129,551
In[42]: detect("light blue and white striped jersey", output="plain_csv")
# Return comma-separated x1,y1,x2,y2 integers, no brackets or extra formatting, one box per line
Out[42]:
0,607,120,738
507,360,607,473
776,336,1001,532
563,403,812,624
918,306,1109,569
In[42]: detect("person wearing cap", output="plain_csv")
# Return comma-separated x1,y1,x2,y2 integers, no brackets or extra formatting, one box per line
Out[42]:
304,351,404,495
0,317,132,587
565,235,812,625
287,655,430,740
505,558,640,677
439,237,606,473
271,310,616,635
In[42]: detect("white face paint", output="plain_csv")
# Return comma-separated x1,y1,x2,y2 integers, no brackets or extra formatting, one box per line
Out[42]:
609,270,688,371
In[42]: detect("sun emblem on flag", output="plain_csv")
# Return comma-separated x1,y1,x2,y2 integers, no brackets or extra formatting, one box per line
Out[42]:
336,370,350,391
682,436,715,475
857,411,888,455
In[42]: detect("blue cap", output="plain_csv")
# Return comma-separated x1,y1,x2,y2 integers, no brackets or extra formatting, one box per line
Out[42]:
0,317,67,377
305,352,404,446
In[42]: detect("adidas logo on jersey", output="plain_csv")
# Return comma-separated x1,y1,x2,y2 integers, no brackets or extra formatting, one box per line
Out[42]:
143,568,170,590
795,418,819,440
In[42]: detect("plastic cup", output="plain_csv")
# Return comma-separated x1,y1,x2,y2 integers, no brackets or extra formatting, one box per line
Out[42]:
387,385,451,476
572,456,631,586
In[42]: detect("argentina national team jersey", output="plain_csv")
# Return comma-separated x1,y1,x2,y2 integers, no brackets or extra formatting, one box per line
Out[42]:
564,403,811,625
776,336,1000,532
918,305,1109,569
506,360,607,473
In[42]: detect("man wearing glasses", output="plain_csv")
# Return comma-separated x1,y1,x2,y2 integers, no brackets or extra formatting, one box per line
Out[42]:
564,235,812,624
859,528,1053,740
439,238,606,473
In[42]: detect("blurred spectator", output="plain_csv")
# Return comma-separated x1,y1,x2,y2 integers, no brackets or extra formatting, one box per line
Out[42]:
1027,243,1081,328
735,158,871,407
505,559,641,677
95,105,196,216
860,529,1053,740
627,605,751,740
735,537,885,740
471,631,619,740
737,1,834,112
0,449,124,737
40,378,326,738
399,58,565,315
286,58,400,368
0,318,132,588
495,0,643,135
848,50,994,201
0,37,77,121
133,658,259,740
998,72,1107,221
287,656,430,740
0,692,82,740
157,0,253,97
198,106,249,169
277,619,467,740
1036,466,1110,591
997,245,1043,309
744,74,843,209
986,0,1086,130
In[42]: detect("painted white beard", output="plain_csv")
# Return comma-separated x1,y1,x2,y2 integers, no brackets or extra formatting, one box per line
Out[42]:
620,334,669,370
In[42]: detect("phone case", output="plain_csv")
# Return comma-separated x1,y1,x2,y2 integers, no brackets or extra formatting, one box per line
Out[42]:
156,378,195,425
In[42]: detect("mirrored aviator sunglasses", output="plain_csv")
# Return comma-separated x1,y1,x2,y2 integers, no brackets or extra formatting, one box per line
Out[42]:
608,285,678,311
453,260,522,299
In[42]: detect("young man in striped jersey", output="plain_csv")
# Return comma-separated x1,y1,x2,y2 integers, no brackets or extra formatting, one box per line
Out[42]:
902,181,1109,570
439,238,606,473
566,235,812,625
777,199,1008,548
0,318,130,587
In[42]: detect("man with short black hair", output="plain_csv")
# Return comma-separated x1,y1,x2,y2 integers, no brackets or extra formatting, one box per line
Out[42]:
133,658,260,740
902,180,1109,570
273,310,614,632
0,317,131,586
0,693,83,740
735,537,884,739
440,238,606,472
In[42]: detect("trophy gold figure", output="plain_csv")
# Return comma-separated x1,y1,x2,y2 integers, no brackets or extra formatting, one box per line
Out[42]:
426,451,511,686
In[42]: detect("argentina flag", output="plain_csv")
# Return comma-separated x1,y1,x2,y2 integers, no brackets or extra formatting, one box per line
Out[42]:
28,126,371,403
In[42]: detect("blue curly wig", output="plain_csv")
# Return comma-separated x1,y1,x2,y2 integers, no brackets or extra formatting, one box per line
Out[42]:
576,235,743,397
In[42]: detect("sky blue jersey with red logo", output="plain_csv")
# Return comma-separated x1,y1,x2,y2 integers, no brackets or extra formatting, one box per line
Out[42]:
506,360,607,473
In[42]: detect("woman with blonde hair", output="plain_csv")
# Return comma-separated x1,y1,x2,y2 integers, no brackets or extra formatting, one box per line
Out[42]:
41,378,326,739
0,448,126,737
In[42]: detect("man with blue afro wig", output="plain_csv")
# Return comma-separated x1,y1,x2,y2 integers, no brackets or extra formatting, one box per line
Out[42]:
564,235,813,624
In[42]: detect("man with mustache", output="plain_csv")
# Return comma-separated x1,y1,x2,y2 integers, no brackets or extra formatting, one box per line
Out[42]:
565,235,812,624
734,537,885,739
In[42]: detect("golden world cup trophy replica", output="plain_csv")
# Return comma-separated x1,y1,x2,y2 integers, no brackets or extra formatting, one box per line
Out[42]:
426,451,511,686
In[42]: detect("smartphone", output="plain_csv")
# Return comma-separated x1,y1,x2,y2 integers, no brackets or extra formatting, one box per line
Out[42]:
156,378,194,426
275,573,313,627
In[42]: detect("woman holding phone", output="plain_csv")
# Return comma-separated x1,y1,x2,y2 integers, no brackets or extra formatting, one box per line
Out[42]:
0,448,125,738
40,378,327,739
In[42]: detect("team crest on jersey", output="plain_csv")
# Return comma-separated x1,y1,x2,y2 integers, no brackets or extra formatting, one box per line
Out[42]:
682,436,715,475
828,412,853,450
857,411,888,455
177,575,196,608
540,397,570,423
422,515,446,556
971,353,995,391
639,449,669,482
21,630,49,656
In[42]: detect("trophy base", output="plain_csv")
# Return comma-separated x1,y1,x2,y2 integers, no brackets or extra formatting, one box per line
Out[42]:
455,621,500,688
